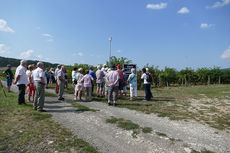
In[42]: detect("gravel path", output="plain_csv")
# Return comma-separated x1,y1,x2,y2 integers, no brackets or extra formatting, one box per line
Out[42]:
2,81,230,153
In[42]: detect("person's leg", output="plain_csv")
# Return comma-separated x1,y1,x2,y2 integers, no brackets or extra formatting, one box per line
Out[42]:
84,87,88,101
130,84,133,100
96,84,99,96
55,80,59,94
149,84,153,98
113,86,118,104
134,85,138,98
79,90,82,100
58,81,64,99
88,87,92,101
144,84,148,100
146,84,151,101
21,84,26,104
34,83,39,109
38,84,45,110
108,86,112,104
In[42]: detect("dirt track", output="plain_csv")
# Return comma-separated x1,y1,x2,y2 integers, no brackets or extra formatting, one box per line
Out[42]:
2,80,230,153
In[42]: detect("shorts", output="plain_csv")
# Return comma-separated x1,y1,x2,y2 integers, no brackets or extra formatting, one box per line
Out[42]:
6,78,12,86
75,84,84,92
97,83,104,88
105,85,109,92
27,83,35,95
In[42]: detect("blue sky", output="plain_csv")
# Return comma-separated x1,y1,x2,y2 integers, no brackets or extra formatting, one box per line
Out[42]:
0,0,230,70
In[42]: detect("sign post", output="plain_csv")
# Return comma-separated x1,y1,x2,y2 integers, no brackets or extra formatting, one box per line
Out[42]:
123,64,137,75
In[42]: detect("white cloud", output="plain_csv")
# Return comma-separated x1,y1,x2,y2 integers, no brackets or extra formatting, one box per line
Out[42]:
116,50,121,53
37,55,43,59
146,3,167,10
41,33,54,42
0,43,9,54
177,7,190,14
0,19,14,33
20,50,34,59
221,46,230,59
200,23,215,29
73,52,84,57
42,33,53,38
78,52,84,56
207,0,230,8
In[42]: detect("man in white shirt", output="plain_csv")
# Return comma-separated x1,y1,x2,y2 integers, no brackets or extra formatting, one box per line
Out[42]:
33,62,46,111
106,64,120,106
57,66,66,101
55,65,61,94
141,68,151,101
14,60,28,105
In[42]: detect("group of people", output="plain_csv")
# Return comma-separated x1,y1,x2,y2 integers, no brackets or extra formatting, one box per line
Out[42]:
2,60,153,111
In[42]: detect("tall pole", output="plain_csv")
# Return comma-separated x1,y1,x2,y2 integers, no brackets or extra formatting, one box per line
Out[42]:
109,37,112,67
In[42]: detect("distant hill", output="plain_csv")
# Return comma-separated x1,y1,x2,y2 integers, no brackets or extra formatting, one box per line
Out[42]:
0,56,59,68
222,68,230,71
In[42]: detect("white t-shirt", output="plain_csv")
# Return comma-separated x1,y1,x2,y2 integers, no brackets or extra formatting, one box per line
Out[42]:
15,65,28,85
106,70,120,87
33,67,45,82
26,70,34,83
72,70,76,82
54,68,60,80
141,73,150,84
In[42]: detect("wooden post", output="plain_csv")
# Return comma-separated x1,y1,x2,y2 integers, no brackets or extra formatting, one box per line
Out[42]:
208,75,210,85
218,76,221,84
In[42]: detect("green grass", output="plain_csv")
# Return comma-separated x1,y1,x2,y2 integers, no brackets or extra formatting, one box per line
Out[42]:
0,86,99,153
71,102,98,112
48,83,230,131
118,120,140,130
156,132,167,137
98,85,230,131
106,116,150,137
191,149,216,153
45,92,57,97
142,127,153,133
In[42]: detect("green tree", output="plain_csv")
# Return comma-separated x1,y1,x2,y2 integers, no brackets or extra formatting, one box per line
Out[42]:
106,56,132,68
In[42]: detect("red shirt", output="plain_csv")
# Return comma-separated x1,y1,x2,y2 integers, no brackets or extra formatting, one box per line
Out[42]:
117,69,123,79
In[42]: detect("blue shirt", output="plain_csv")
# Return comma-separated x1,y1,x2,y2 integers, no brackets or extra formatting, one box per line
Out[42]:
89,70,96,79
128,73,137,86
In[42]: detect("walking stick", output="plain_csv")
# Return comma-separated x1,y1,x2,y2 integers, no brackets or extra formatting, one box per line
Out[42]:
0,80,7,97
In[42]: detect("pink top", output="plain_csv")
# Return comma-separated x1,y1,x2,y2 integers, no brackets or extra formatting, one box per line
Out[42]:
117,69,123,79
81,74,94,87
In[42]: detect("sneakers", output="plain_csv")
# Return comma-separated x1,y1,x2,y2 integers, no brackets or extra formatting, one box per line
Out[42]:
38,109,47,112
74,97,77,100
58,97,65,101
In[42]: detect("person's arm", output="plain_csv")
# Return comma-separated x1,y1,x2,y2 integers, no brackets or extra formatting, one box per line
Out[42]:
14,75,20,84
28,75,32,84
141,73,144,79
40,77,45,84
58,76,66,82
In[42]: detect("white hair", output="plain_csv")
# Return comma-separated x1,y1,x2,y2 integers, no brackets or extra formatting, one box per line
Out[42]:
20,60,27,65
97,65,101,69
146,68,149,72
37,62,44,67
78,68,83,71
131,68,135,73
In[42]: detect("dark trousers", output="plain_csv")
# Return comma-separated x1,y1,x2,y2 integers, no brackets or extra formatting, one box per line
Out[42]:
144,84,151,101
17,84,26,104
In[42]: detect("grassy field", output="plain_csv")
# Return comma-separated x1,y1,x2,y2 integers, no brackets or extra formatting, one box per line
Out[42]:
47,83,230,131
94,85,230,131
0,87,99,153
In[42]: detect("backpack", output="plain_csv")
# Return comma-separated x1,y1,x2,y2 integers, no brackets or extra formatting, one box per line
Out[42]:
146,73,152,83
